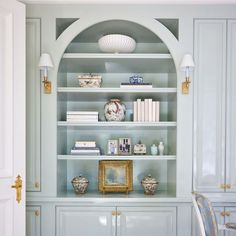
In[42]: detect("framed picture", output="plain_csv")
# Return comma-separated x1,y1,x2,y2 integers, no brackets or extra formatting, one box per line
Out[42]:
107,140,118,155
118,138,131,155
98,160,133,193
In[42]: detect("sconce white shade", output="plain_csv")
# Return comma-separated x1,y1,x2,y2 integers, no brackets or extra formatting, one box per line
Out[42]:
38,53,54,69
180,54,195,71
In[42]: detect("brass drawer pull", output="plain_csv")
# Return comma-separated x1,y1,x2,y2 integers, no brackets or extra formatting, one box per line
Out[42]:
35,210,40,216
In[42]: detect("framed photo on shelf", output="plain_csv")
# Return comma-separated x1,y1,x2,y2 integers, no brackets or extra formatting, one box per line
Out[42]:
98,160,133,193
107,140,118,155
118,138,131,155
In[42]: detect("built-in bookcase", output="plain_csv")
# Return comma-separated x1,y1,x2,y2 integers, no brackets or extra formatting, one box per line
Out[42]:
57,20,177,198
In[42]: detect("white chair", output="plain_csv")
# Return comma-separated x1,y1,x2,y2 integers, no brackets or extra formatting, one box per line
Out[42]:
192,192,236,236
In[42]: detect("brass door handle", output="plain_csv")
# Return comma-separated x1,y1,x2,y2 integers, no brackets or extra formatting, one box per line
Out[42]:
11,175,22,203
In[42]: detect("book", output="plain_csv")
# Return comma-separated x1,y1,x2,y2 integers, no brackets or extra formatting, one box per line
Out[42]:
120,84,153,88
137,99,142,122
155,101,160,122
148,99,153,122
66,111,99,115
141,101,145,122
144,99,149,122
75,141,96,148
120,83,152,85
152,101,156,122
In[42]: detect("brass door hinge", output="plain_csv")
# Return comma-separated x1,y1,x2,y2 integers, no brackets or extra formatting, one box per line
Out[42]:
11,175,22,203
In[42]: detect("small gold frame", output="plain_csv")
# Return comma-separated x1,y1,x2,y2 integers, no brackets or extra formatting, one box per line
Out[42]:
98,160,133,193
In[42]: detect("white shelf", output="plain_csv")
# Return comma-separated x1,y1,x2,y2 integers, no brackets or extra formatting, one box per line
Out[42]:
57,121,177,127
57,87,177,93
57,155,176,160
63,53,172,59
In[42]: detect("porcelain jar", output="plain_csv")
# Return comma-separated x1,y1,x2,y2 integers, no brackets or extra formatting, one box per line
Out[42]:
104,99,126,121
71,175,89,194
151,144,158,155
141,174,158,195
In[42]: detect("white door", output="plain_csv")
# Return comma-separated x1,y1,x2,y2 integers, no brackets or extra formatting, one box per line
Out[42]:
0,0,25,236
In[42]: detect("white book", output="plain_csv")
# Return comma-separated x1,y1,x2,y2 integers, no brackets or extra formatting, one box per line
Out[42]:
67,111,99,115
67,119,98,122
144,99,149,122
155,101,160,122
152,101,156,122
141,101,145,122
148,99,153,122
120,85,153,88
67,115,98,119
137,99,142,122
133,101,137,122
75,141,96,148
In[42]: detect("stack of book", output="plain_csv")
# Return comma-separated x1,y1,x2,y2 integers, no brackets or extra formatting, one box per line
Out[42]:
120,83,153,88
66,111,99,122
133,99,160,122
71,141,101,155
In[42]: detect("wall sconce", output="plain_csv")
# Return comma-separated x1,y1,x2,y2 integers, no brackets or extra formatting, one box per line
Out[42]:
38,53,54,94
180,54,195,94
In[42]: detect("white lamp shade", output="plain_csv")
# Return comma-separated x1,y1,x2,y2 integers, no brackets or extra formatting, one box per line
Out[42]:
38,53,54,69
180,54,195,71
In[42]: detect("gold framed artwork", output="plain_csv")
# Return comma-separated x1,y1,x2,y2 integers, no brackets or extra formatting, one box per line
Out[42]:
98,160,133,193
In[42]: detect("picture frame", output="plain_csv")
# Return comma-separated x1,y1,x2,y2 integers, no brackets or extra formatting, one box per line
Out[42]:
118,138,131,155
107,139,118,155
98,160,133,193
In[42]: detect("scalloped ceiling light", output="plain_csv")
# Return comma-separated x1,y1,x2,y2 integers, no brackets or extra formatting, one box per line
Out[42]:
98,34,136,53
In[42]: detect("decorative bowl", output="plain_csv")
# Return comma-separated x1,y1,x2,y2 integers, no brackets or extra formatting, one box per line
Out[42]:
98,34,136,53
71,175,89,194
141,174,158,195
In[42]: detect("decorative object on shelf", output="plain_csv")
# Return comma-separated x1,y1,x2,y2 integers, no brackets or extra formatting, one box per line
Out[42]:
104,99,126,121
38,53,54,94
120,83,152,88
133,98,159,122
129,75,144,84
98,160,133,193
107,140,118,155
141,174,158,195
98,34,136,53
151,144,158,155
158,141,164,155
78,74,102,88
71,140,100,155
71,175,89,194
118,138,131,155
66,111,99,122
133,141,146,155
180,54,195,94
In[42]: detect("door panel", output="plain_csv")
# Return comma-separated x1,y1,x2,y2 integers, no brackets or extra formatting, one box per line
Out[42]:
0,1,25,236
226,20,236,193
193,20,226,192
26,206,41,236
225,207,236,236
56,206,116,236
118,207,176,236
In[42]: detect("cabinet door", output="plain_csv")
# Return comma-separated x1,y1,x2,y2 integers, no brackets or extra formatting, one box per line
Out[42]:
192,207,224,236
226,20,236,193
26,18,41,191
225,207,236,236
56,206,115,236
26,206,41,236
118,207,176,236
193,20,226,192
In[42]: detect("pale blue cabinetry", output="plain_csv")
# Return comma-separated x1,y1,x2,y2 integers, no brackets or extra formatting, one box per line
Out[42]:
26,18,41,192
56,206,176,236
26,206,41,236
193,19,236,193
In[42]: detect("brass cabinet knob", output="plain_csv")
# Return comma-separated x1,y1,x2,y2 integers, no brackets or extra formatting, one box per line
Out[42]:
35,210,40,216
35,182,40,188
221,212,226,217
225,211,231,217
220,184,226,189
226,184,231,189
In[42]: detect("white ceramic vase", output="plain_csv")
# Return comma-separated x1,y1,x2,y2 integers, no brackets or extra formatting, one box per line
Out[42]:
158,142,164,155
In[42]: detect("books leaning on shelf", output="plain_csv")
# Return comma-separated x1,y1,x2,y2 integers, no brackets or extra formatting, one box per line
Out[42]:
66,111,99,122
71,140,101,155
133,99,160,122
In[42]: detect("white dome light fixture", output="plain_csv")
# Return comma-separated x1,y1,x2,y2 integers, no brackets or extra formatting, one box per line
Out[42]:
98,34,136,53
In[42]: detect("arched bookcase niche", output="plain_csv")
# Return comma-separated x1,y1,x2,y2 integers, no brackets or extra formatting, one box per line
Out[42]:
56,18,179,198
